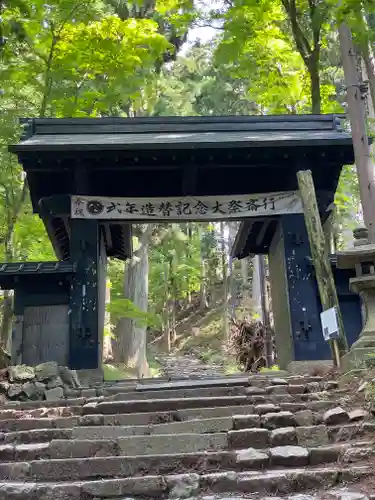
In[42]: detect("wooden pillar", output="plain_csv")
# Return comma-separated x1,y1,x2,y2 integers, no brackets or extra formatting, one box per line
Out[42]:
69,219,101,369
297,169,348,356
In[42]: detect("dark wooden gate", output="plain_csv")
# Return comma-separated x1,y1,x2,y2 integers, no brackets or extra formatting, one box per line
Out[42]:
22,305,69,366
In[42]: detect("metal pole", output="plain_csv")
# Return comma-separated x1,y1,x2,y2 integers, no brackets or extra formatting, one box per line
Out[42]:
338,22,375,243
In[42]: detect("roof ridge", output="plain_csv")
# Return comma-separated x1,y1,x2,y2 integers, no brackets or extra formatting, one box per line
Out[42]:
17,114,344,138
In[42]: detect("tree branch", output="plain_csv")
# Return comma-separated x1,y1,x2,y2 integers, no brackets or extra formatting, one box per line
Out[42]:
282,0,312,65
308,0,322,51
0,179,28,253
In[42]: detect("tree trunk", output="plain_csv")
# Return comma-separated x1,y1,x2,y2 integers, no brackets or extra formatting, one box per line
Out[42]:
163,262,171,352
308,53,321,114
252,255,262,319
103,279,113,362
0,180,28,349
241,258,249,295
169,257,177,344
200,259,208,311
258,255,272,367
186,223,192,304
228,222,237,319
339,22,375,242
220,222,230,341
1,291,13,349
361,41,375,115
199,225,208,311
114,229,150,378
356,11,375,115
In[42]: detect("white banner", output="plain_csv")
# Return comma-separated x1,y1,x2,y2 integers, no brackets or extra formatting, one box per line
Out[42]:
71,191,303,220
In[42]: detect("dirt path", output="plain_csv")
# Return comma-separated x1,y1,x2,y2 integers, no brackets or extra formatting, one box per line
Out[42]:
156,352,229,379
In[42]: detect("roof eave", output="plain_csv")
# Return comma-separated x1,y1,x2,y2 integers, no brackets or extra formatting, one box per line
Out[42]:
10,137,354,154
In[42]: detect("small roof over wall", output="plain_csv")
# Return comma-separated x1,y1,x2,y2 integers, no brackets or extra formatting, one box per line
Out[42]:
10,114,354,261
0,261,75,289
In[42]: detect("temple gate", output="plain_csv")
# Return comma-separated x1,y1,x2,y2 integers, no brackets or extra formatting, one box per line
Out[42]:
7,114,360,370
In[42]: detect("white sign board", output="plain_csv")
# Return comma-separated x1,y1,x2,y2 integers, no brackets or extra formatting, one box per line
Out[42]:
320,307,339,341
71,191,303,220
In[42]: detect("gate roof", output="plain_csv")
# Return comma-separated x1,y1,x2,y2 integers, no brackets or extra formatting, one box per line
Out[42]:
10,114,354,261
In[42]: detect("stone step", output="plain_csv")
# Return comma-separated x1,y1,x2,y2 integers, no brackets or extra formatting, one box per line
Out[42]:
70,417,374,442
82,392,346,416
104,388,340,403
0,372,371,500
0,378,338,412
2,426,373,462
0,399,361,434
173,490,375,500
103,378,337,396
83,395,248,415
0,383,341,415
0,464,370,497
72,416,234,439
92,400,347,424
104,385,247,400
4,437,375,466
2,416,373,447
134,376,250,392
0,434,373,474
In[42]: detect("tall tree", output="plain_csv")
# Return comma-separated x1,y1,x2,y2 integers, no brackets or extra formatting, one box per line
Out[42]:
280,0,330,113
337,0,375,111
0,0,180,349
114,226,152,377
214,0,340,114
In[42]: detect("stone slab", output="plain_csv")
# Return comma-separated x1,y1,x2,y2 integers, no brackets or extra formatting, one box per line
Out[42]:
200,467,348,495
232,414,260,430
235,448,269,468
110,386,244,401
23,451,234,481
85,395,249,415
270,427,297,447
309,445,341,466
49,439,118,459
167,473,200,498
14,442,50,462
228,428,269,449
270,446,309,467
296,425,329,447
4,428,73,445
73,417,233,439
135,376,249,392
116,432,228,456
261,411,296,430
102,405,256,427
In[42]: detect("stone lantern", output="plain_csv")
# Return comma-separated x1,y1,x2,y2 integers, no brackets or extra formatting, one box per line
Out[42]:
336,227,375,369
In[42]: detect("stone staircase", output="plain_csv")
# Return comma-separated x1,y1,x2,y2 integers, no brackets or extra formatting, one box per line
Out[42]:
0,374,374,499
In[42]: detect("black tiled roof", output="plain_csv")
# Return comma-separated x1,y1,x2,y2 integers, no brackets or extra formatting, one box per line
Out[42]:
11,115,351,152
0,261,76,275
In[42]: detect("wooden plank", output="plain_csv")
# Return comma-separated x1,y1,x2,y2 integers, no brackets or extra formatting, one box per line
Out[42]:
297,169,348,356
23,306,69,366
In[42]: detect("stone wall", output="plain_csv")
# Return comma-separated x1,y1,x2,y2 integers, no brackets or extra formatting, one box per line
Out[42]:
0,362,82,402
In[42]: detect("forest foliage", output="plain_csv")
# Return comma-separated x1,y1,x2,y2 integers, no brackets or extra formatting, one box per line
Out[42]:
0,0,373,366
